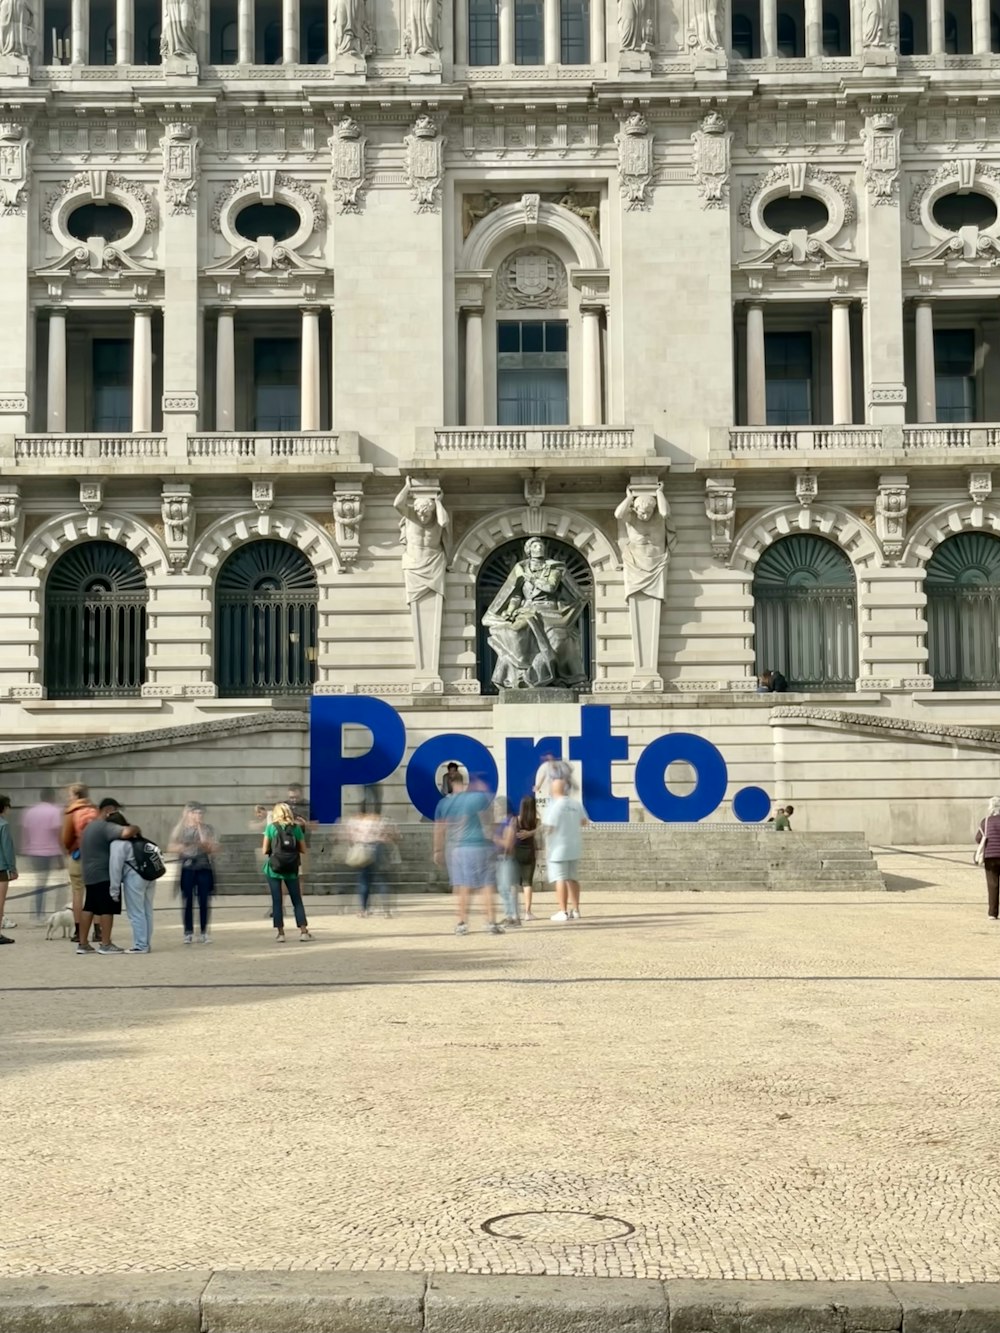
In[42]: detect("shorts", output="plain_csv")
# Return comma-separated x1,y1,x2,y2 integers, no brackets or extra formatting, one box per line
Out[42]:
449,845,496,889
67,856,83,895
83,880,121,916
547,859,579,884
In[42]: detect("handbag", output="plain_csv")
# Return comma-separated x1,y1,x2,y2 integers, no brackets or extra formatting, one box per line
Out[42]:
346,843,375,869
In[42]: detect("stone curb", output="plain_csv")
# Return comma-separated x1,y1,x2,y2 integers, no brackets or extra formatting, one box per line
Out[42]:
3,1275,1000,1333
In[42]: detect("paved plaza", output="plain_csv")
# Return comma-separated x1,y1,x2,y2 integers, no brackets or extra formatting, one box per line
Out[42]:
2,847,998,1285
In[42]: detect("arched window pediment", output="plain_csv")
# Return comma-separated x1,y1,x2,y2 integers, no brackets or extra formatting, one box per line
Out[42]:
926,532,1000,690
45,541,148,699
216,539,318,698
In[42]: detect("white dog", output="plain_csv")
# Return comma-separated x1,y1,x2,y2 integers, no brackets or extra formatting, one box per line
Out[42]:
45,906,75,940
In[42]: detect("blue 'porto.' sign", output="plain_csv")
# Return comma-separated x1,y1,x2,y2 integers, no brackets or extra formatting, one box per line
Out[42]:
310,697,771,826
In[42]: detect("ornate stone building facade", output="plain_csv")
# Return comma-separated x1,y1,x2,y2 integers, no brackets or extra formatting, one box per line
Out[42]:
0,0,998,842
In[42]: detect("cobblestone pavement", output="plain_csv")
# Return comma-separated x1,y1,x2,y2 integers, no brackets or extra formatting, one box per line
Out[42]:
2,846,998,1282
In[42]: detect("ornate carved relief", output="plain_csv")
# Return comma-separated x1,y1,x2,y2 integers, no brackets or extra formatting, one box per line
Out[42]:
861,113,901,206
691,111,732,210
161,0,198,60
404,116,445,214
160,123,201,216
524,476,546,535
795,472,818,509
496,248,568,309
705,478,735,561
79,481,103,516
0,123,30,216
615,113,653,212
161,483,192,572
740,163,856,231
329,118,367,215
43,171,158,240
211,170,326,235
333,483,364,567
618,0,654,50
252,481,274,515
970,470,993,507
0,485,21,575
462,190,600,240
404,0,442,55
861,0,895,46
875,472,909,560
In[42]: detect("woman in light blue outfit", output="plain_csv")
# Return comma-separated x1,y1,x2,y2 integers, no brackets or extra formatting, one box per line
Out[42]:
108,815,155,954
494,809,521,926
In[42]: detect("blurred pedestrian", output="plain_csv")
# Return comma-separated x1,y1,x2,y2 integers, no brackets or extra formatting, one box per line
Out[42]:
534,753,574,798
0,795,19,945
262,802,311,942
170,803,219,944
78,798,136,955
433,773,502,936
513,795,539,920
61,783,98,944
542,778,587,923
345,808,396,916
975,795,1000,920
440,762,463,795
108,815,156,954
494,805,521,926
21,786,63,921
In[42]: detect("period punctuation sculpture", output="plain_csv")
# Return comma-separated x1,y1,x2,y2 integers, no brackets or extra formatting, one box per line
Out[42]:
482,536,588,691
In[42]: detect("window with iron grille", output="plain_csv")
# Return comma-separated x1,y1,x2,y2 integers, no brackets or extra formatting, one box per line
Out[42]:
45,542,148,699
216,540,318,698
926,532,1000,689
752,534,857,690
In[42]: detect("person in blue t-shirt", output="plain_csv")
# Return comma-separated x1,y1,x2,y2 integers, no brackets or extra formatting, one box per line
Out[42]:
433,773,503,937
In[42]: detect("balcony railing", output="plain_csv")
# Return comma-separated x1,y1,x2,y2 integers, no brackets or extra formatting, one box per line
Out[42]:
728,426,884,456
15,434,167,461
431,426,644,456
187,432,350,461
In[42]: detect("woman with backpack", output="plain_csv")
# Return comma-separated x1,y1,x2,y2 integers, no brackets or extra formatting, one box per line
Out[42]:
262,801,312,942
108,814,159,953
170,802,220,945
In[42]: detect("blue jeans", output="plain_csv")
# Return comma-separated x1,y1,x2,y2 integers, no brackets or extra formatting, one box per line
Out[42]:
496,857,519,919
268,875,307,931
123,869,155,951
357,847,390,913
180,865,214,935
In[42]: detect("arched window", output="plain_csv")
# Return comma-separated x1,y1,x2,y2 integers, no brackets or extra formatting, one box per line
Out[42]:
220,19,238,61
45,542,148,699
944,8,958,49
731,11,754,56
821,9,842,51
752,534,857,689
777,11,799,54
475,537,594,693
216,540,318,697
926,532,1000,689
898,9,915,51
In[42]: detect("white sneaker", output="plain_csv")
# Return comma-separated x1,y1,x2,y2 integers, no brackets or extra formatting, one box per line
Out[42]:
524,911,536,921
199,932,211,944
569,909,581,920
183,933,193,944
550,911,570,923
455,922,468,936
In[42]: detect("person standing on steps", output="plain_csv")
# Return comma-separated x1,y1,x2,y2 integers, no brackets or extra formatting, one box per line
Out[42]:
170,803,220,944
975,796,1000,920
0,795,19,945
542,778,588,923
262,802,312,942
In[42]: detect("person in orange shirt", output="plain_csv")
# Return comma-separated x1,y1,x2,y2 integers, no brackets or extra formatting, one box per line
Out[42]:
60,783,98,945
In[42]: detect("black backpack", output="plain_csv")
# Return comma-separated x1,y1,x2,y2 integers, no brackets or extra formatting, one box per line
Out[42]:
131,839,167,881
269,823,300,874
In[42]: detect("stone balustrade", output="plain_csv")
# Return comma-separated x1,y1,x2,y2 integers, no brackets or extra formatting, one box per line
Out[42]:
728,426,884,455
431,426,642,457
187,432,355,461
14,434,167,461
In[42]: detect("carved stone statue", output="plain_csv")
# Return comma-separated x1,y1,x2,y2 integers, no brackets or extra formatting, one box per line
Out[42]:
407,0,441,55
557,192,600,234
862,0,893,46
482,537,588,691
394,476,450,686
160,0,196,57
618,0,652,49
332,0,368,56
688,0,723,50
615,482,675,687
0,0,32,57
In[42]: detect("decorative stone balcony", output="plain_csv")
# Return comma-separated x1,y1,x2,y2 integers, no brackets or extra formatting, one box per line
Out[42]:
719,424,1000,463
11,431,362,474
727,427,884,457
419,425,655,466
15,434,167,461
186,432,359,462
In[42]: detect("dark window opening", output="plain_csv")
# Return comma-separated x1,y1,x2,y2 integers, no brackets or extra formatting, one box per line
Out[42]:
762,193,830,234
934,328,976,424
765,331,812,426
497,320,569,426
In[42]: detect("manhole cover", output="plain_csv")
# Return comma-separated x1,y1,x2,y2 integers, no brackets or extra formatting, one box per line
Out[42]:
480,1210,636,1243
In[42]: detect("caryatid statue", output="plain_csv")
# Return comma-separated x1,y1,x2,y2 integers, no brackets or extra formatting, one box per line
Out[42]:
408,0,441,55
614,480,676,687
393,476,450,686
160,0,196,57
0,0,32,58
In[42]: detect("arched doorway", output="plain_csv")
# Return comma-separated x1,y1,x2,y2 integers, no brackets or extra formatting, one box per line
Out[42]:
475,537,594,693
45,541,148,698
926,531,1000,689
216,540,318,697
752,534,857,689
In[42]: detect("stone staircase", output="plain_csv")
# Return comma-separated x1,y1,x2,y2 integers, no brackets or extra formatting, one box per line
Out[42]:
210,823,884,895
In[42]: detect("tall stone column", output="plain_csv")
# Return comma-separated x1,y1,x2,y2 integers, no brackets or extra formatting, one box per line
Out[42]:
543,0,559,61
238,0,254,62
300,306,321,431
929,0,944,52
161,123,203,452
454,0,467,61
973,0,991,51
71,0,89,61
761,0,777,55
831,299,853,425
464,308,485,426
283,0,299,61
746,302,767,426
115,0,133,62
589,0,605,60
132,306,153,432
498,0,514,62
216,307,236,431
804,0,822,54
0,125,33,449
862,113,905,424
581,307,603,426
915,300,936,423
47,309,67,433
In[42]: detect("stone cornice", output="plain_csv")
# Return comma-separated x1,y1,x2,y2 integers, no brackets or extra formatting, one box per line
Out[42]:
770,706,1000,751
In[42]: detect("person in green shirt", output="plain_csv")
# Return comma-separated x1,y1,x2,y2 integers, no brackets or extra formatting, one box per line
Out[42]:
261,802,312,942
773,805,794,832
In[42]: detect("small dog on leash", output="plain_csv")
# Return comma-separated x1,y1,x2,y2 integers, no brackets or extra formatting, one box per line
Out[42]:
45,906,75,940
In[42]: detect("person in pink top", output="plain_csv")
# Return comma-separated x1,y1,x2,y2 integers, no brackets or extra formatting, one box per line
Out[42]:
21,787,64,921
974,795,1000,920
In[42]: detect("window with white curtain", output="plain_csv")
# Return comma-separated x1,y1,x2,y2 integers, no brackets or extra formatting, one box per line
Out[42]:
497,321,568,425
